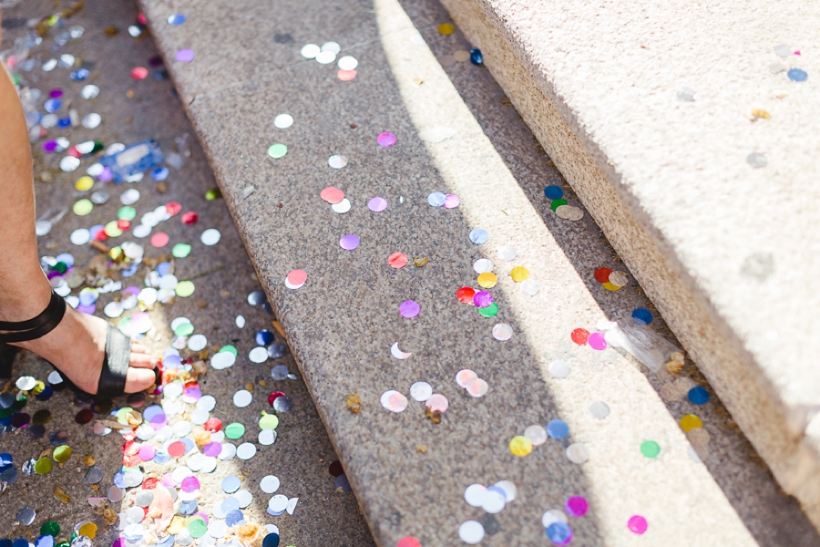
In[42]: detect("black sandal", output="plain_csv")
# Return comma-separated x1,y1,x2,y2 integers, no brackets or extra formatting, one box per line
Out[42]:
0,290,133,398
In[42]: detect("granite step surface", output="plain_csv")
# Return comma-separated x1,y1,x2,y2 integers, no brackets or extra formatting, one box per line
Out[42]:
140,0,820,544
434,0,820,528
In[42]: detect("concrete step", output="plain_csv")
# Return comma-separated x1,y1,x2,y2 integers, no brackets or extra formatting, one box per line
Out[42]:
436,0,820,527
140,0,819,544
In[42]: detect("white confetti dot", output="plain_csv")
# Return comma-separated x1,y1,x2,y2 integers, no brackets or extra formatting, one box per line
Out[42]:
492,323,513,341
497,245,517,261
589,401,610,419
70,228,90,245
249,347,269,363
260,475,280,494
300,44,320,58
274,114,293,129
233,389,253,408
458,521,484,544
473,258,494,274
236,443,257,461
549,360,571,379
566,443,589,464
201,228,221,246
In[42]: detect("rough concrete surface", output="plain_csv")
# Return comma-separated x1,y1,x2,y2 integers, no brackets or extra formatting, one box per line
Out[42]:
139,0,820,544
0,2,373,546
433,0,820,527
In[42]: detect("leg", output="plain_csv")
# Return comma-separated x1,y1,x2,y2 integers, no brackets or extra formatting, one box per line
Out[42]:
0,60,156,394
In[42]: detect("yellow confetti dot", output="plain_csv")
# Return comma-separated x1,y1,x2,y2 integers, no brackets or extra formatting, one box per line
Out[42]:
73,199,93,216
510,266,530,282
104,221,123,238
168,516,185,535
509,435,533,457
75,176,94,191
602,282,620,291
477,272,497,288
78,522,98,539
438,23,455,35
176,280,196,297
679,414,702,432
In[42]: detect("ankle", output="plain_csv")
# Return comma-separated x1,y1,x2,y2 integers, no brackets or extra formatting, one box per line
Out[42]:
0,277,52,323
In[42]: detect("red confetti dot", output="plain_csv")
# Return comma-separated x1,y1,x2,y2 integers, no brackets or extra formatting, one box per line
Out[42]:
571,328,590,345
287,269,307,286
181,211,199,226
150,232,170,248
131,67,148,80
142,477,158,490
337,69,357,81
456,287,476,304
75,408,93,425
137,12,147,24
117,219,131,230
319,187,345,204
165,202,182,216
122,454,141,467
66,146,81,158
396,538,421,547
268,391,286,405
94,230,108,241
204,418,222,432
167,441,186,458
388,252,408,269
594,268,612,283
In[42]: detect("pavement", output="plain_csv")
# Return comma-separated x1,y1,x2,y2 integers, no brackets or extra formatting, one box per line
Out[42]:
434,0,820,524
0,2,373,547
129,0,820,545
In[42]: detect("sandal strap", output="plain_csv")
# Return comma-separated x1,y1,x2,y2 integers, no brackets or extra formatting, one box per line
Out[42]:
96,325,131,398
0,292,66,344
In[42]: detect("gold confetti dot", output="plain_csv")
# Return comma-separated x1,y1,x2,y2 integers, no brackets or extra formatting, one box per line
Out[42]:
509,435,533,457
510,266,530,282
679,414,702,432
438,23,455,35
751,108,771,120
477,272,497,288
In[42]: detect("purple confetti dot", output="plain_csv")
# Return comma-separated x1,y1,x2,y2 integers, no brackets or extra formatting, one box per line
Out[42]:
339,234,360,250
49,89,63,98
587,332,608,350
203,442,222,457
377,132,397,147
473,291,494,308
399,300,420,318
175,49,195,63
368,197,387,212
42,140,58,153
565,496,589,517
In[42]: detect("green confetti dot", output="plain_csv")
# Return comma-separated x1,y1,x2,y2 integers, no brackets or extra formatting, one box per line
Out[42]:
53,262,68,274
117,206,137,220
267,143,287,159
115,407,135,425
640,440,661,458
205,188,222,201
550,198,568,211
259,413,279,430
174,322,195,336
34,457,53,475
218,345,238,356
41,521,61,537
53,445,73,463
172,243,192,258
478,302,499,318
186,517,208,538
73,199,93,216
175,280,196,297
225,422,245,440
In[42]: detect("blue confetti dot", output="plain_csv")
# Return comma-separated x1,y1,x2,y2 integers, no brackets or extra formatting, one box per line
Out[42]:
35,386,53,401
688,386,709,405
151,166,169,181
262,533,280,547
544,185,564,200
256,329,275,346
470,48,483,65
157,261,172,276
70,68,89,81
469,228,489,244
44,99,62,113
547,419,569,439
222,475,241,493
179,500,198,515
225,509,245,527
220,497,240,514
152,451,171,464
787,68,808,82
57,117,72,128
167,14,187,26
546,522,573,544
427,192,446,206
0,540,11,547
35,535,53,547
631,307,653,326
267,343,288,359
0,453,13,466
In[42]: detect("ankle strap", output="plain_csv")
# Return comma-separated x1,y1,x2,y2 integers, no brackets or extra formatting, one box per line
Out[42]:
0,291,67,343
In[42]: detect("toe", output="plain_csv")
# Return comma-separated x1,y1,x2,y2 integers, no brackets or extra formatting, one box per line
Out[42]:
129,352,158,368
124,367,156,393
131,341,149,354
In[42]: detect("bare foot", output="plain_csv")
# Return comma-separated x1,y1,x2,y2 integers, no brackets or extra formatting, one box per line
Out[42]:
4,305,157,394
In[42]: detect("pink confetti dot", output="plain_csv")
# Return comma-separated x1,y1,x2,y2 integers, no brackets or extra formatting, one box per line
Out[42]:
337,69,357,81
320,186,345,204
131,67,148,80
150,232,170,248
399,300,420,318
377,132,396,147
628,515,648,535
565,496,589,517
587,331,608,350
